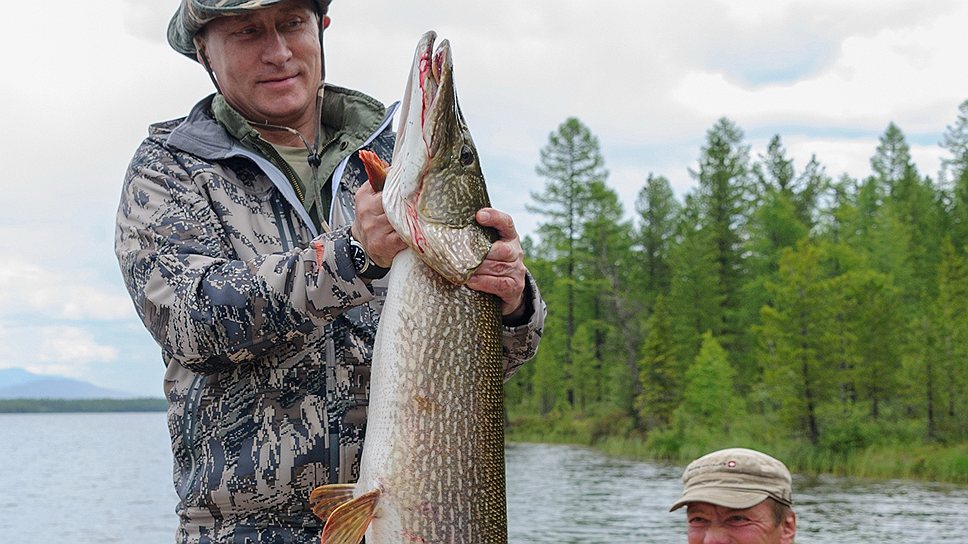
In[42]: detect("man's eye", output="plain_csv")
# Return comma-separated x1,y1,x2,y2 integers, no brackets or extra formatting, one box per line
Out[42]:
688,517,710,527
726,515,751,525
283,17,305,30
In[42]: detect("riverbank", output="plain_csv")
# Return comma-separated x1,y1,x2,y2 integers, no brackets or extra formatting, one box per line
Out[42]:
507,413,968,485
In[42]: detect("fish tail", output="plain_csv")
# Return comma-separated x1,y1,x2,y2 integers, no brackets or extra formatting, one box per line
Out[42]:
309,483,356,522
320,488,381,544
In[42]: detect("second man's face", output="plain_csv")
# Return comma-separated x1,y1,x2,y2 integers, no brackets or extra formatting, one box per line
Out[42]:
685,501,795,544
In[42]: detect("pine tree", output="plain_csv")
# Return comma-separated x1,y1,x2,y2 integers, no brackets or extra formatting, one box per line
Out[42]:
528,117,608,407
674,331,742,439
635,174,680,312
577,180,641,413
792,155,830,229
835,268,902,419
930,239,968,439
870,123,942,295
752,135,795,202
941,100,968,251
757,241,836,444
741,189,810,375
667,195,722,366
636,295,682,431
872,123,917,196
518,241,568,414
691,118,754,378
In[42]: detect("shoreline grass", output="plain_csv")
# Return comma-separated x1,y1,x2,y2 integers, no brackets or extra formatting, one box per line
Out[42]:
507,413,968,485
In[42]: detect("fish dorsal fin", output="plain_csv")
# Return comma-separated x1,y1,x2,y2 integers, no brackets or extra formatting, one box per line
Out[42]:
321,488,381,544
308,483,357,522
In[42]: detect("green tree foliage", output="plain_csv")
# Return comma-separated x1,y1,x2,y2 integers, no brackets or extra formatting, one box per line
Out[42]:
928,239,968,439
941,100,968,251
636,295,681,431
753,135,829,229
674,331,743,440
576,180,641,412
757,241,835,444
635,174,680,312
0,398,167,413
509,108,968,464
689,118,754,375
528,117,608,407
834,268,903,419
667,197,722,366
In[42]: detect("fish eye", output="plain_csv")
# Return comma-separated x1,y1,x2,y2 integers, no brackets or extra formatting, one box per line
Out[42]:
459,144,475,166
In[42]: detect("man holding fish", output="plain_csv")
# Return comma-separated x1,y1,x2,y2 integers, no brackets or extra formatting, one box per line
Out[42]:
114,1,545,542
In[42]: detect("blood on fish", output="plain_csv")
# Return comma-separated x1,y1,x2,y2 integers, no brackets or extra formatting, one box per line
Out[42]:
406,202,427,254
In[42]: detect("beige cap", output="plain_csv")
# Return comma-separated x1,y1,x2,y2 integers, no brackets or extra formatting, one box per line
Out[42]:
670,448,793,511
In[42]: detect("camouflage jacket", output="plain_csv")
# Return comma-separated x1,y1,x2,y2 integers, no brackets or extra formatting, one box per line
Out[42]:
115,85,545,543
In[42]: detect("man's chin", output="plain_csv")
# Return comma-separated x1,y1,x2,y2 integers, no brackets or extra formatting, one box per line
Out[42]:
250,98,313,127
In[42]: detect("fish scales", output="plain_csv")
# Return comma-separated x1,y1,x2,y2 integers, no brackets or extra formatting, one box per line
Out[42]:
365,249,505,543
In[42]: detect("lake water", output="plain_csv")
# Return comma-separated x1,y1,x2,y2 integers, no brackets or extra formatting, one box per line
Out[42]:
1,412,966,543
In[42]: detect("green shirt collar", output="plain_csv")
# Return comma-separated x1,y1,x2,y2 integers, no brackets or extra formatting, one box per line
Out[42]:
210,85,387,228
210,84,386,154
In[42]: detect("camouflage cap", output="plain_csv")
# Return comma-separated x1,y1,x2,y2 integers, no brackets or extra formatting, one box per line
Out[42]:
669,448,793,511
167,0,333,61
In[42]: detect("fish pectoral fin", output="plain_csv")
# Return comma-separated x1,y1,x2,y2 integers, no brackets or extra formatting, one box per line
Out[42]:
309,484,357,522
359,149,389,191
321,489,381,544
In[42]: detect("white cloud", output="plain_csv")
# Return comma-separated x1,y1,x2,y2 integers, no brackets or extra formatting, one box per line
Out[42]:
0,326,118,379
37,327,120,367
0,259,133,322
1,0,966,391
671,2,968,133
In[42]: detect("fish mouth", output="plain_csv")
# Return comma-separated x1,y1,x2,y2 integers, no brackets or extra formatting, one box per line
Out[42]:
385,31,494,285
394,31,454,164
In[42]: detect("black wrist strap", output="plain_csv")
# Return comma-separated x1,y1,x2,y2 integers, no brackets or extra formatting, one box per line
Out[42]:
348,233,390,280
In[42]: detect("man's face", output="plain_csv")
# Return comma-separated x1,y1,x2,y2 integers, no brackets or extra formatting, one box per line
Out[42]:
198,0,322,130
685,501,796,544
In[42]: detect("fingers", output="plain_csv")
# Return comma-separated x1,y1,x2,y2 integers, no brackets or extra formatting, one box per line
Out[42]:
476,207,519,242
466,255,527,316
352,184,407,268
468,207,528,316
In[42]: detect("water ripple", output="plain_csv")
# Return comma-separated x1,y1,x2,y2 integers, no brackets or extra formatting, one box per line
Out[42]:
2,414,966,543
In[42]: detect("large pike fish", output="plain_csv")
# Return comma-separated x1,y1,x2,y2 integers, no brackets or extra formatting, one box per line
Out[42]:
309,31,506,544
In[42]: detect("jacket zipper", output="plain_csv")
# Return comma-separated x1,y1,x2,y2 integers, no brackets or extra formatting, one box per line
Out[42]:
179,374,207,500
260,142,306,204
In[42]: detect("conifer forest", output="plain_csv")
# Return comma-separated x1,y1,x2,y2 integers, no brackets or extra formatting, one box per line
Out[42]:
505,102,968,482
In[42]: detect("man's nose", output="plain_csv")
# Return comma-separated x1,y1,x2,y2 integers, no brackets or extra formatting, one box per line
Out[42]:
702,526,733,544
261,29,293,65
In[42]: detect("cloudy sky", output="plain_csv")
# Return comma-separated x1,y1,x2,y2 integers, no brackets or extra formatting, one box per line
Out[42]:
2,0,967,396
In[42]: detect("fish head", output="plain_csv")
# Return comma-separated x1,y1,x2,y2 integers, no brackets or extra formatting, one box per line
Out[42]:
384,31,497,285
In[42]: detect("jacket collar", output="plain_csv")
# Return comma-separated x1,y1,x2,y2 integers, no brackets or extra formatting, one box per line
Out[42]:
166,84,387,161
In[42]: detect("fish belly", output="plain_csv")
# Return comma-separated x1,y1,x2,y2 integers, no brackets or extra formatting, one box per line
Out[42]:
361,249,506,544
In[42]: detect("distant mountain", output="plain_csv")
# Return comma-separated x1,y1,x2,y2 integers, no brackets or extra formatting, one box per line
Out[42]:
0,369,135,400
0,368,42,389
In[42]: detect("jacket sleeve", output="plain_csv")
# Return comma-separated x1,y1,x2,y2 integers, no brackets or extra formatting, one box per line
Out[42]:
500,273,546,381
115,138,373,374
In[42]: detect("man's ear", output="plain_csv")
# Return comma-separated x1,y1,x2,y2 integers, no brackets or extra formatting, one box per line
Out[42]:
193,36,207,64
780,511,796,544
322,15,331,30
193,35,222,92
